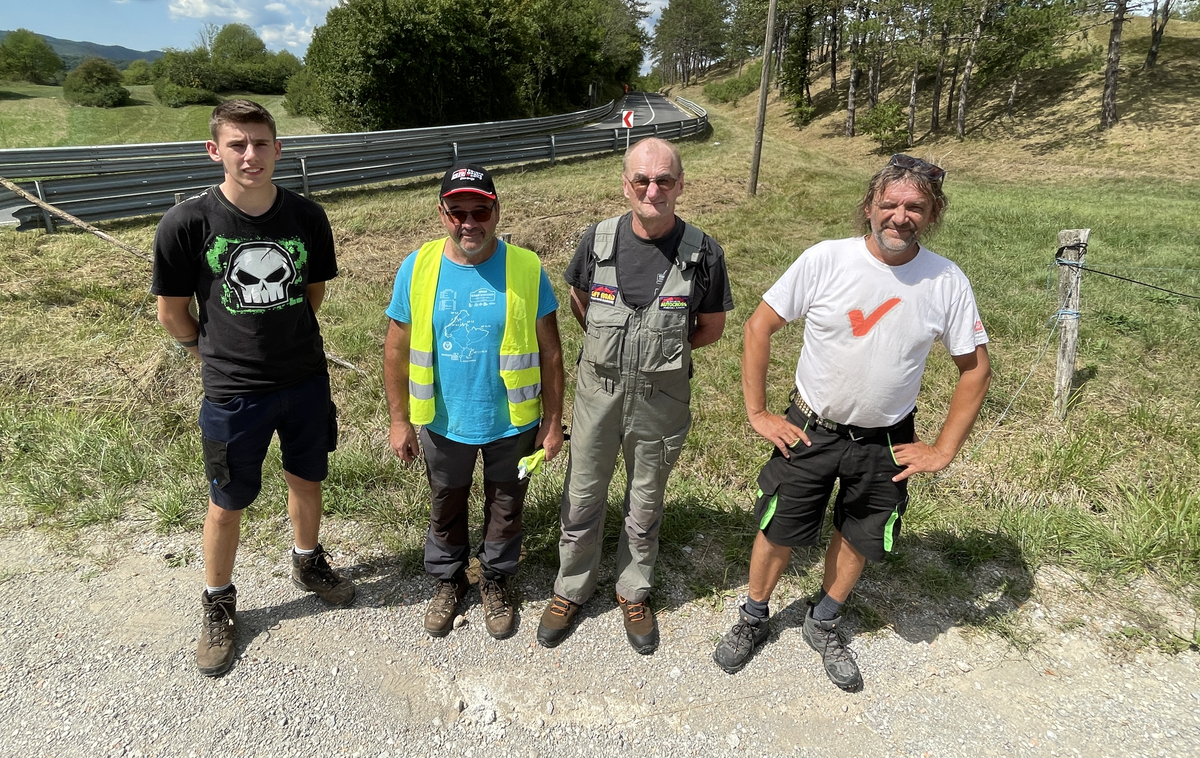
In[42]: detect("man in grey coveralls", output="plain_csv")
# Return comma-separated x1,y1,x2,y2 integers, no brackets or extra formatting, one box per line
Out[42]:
536,138,734,653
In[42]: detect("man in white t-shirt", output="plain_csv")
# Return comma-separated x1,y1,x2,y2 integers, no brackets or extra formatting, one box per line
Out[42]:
712,155,992,691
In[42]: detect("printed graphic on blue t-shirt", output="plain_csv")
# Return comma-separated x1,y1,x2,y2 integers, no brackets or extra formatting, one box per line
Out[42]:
386,241,559,444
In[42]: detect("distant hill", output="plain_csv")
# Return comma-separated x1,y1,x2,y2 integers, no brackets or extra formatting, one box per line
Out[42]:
0,30,162,70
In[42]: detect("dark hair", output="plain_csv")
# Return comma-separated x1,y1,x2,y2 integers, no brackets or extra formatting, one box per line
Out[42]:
854,163,949,235
209,99,277,141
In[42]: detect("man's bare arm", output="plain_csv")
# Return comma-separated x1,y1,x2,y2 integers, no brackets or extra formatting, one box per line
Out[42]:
568,286,589,329
156,296,200,359
743,301,806,458
891,344,992,481
690,311,726,349
534,311,565,462
306,282,326,313
383,319,420,462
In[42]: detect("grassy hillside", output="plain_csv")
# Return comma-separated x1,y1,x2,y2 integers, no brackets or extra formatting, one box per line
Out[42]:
0,85,321,148
0,17,1197,650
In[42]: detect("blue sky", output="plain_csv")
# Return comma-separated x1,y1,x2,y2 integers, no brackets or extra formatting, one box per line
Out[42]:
5,0,670,63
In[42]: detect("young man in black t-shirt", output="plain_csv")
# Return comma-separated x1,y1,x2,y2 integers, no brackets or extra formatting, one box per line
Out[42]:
151,100,355,678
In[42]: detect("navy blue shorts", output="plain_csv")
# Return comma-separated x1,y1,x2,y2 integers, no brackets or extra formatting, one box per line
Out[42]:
753,401,914,563
198,373,336,510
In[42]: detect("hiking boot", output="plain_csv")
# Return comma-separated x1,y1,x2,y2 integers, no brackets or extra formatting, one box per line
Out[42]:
291,544,356,607
424,573,468,637
802,604,863,692
617,594,658,655
536,594,580,648
196,586,237,677
479,576,517,640
712,607,770,674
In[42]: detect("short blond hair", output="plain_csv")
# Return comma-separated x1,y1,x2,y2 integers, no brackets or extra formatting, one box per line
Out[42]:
623,137,682,177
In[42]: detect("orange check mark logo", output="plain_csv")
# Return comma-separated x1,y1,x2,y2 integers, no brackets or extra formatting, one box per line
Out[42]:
848,297,901,337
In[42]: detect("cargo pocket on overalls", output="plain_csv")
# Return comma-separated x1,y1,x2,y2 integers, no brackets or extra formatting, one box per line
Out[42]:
753,463,788,532
640,326,685,373
581,306,629,370
202,437,232,490
327,401,339,452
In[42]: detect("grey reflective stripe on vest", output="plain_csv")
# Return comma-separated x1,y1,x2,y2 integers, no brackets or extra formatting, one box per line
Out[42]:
508,383,542,403
499,352,540,371
410,348,433,367
409,380,435,400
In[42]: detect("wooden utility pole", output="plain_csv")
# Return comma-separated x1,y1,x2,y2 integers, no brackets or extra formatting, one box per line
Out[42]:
748,0,779,197
1054,229,1090,420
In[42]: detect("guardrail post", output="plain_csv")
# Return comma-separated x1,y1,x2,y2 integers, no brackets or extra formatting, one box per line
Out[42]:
613,129,620,153
500,233,512,243
452,142,459,162
174,193,184,205
300,158,311,199
34,181,54,233
654,125,659,137
549,135,556,166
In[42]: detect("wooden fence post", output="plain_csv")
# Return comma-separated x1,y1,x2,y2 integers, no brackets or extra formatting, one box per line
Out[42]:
1054,228,1090,420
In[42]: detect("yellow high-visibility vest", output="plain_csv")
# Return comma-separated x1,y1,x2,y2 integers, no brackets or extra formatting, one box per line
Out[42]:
408,238,542,426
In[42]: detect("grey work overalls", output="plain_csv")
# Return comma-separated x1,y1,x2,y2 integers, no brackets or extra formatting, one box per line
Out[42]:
554,217,704,604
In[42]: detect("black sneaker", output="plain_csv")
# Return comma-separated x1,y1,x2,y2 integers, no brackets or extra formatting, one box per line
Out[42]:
712,607,769,674
291,544,356,606
801,604,863,692
424,573,468,637
479,576,516,640
196,586,237,677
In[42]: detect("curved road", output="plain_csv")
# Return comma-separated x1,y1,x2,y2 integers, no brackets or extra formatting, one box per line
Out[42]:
587,91,692,130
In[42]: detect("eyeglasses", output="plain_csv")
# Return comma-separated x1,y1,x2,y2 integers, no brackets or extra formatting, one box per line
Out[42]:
440,203,496,224
625,174,678,192
888,154,946,186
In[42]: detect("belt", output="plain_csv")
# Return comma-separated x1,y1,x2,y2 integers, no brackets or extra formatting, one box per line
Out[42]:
790,391,909,442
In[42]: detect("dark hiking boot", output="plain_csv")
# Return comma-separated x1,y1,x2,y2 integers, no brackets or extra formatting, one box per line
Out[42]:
291,544,356,607
618,594,658,655
196,586,237,677
537,595,580,648
424,573,468,637
479,576,517,639
712,607,770,674
802,604,863,692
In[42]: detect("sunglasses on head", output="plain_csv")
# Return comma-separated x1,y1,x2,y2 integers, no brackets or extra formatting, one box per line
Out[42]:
440,203,496,224
888,154,946,186
625,174,678,192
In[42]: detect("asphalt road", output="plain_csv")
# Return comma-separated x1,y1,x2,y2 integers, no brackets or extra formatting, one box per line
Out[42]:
587,91,691,130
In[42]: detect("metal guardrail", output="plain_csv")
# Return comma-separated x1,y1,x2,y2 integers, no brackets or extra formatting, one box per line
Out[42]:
2,97,709,232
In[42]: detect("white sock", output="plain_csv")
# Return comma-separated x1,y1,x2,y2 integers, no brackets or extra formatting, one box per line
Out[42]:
294,545,316,556
206,582,233,595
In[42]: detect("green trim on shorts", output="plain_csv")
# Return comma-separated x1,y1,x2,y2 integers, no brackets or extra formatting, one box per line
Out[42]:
758,489,778,531
883,507,900,552
887,432,898,466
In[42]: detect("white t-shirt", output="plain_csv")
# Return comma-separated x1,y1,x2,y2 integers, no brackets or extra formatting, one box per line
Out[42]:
763,236,988,427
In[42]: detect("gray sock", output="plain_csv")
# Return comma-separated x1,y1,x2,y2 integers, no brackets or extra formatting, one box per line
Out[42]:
813,592,844,622
743,597,769,619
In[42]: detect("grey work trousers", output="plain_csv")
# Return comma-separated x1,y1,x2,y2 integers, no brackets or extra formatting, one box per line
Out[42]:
420,425,537,581
554,361,691,603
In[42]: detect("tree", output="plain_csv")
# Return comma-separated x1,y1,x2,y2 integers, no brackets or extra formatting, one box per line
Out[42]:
211,23,268,64
652,0,730,85
0,29,64,85
1100,0,1127,129
1143,0,1173,70
63,57,131,107
124,59,154,85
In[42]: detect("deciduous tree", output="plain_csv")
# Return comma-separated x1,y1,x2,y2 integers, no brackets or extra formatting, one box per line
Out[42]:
0,28,64,85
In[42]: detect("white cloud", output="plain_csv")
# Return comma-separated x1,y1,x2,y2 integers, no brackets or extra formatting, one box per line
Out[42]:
260,22,311,49
169,0,254,22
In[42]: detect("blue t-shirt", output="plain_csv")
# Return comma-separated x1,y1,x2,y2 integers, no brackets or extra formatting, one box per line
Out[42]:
387,241,559,444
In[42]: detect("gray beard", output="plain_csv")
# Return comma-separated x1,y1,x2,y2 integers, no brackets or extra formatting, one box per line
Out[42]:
873,228,919,257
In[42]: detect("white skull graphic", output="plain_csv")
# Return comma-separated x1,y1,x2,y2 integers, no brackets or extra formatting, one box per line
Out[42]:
227,243,296,308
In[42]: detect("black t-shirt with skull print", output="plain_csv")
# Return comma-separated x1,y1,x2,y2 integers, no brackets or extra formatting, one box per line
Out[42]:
151,185,338,402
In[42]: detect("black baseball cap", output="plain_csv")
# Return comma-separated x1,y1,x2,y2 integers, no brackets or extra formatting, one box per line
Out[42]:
440,162,497,200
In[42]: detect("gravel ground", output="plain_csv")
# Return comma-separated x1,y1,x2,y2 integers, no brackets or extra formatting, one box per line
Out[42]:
2,525,1198,758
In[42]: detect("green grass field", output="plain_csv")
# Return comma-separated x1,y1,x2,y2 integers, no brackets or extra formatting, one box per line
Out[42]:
0,84,321,147
1,21,1197,651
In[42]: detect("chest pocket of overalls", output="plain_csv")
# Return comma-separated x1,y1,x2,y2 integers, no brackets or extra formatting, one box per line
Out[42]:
583,305,630,370
639,323,686,373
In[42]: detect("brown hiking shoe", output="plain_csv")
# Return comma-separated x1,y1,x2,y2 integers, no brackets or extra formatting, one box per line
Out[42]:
536,594,580,648
618,594,658,655
196,586,237,677
479,576,517,639
424,573,468,637
291,544,356,606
